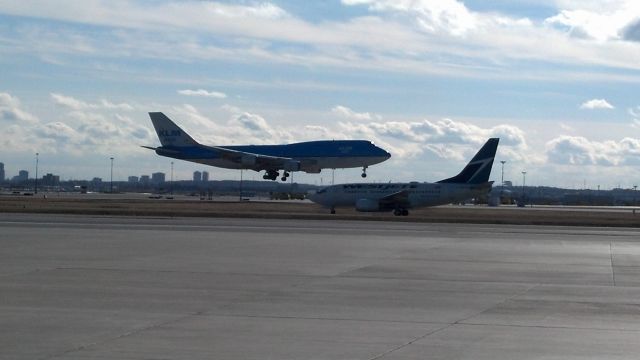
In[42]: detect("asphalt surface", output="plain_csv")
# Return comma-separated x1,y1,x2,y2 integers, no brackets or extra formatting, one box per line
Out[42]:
2,213,640,359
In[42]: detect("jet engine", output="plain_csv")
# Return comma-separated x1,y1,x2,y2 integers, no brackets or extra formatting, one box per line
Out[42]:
283,160,301,172
355,198,380,212
240,155,257,166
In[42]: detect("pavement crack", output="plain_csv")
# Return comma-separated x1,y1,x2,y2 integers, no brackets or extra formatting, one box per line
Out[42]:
366,323,451,360
41,311,205,360
366,285,540,360
610,241,617,287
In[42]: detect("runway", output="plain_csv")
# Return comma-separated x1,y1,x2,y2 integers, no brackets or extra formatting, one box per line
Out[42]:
2,214,640,359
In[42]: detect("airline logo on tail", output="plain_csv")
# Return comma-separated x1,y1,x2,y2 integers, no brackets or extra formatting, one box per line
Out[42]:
149,112,198,147
437,138,499,184
158,130,182,137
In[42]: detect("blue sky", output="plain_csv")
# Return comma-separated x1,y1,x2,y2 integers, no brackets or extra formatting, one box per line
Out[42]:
1,0,640,188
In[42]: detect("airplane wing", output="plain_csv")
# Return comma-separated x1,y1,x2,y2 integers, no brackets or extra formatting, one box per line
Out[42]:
210,146,301,171
378,190,411,210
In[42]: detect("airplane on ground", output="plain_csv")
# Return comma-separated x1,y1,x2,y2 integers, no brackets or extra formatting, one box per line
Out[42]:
308,138,499,215
144,112,391,181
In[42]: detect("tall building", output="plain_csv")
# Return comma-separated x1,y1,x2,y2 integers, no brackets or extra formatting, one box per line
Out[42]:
151,172,165,184
41,173,60,186
0,162,4,182
12,170,28,182
193,171,202,182
202,171,209,182
43,173,60,186
140,175,150,184
128,176,139,183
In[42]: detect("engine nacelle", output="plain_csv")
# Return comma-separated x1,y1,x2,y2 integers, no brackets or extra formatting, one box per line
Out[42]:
283,160,301,172
240,155,257,166
355,198,380,212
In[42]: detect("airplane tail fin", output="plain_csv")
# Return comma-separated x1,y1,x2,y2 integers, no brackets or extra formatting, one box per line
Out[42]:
437,138,499,184
149,112,199,147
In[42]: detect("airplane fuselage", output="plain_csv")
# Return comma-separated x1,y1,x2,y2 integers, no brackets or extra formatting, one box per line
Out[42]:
309,182,492,210
155,140,390,173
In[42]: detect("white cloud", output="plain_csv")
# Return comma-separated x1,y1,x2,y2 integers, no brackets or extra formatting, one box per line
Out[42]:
51,93,135,111
580,98,614,109
178,89,227,99
0,92,39,124
3,0,640,81
343,0,478,36
544,1,640,42
546,135,640,166
331,105,379,121
338,117,528,161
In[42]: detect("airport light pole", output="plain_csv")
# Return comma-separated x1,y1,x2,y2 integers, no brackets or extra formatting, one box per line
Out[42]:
35,152,39,194
110,157,114,193
521,171,526,200
500,160,506,186
239,169,243,201
170,161,174,196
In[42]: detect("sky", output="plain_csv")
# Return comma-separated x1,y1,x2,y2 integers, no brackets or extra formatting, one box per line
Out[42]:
1,0,640,189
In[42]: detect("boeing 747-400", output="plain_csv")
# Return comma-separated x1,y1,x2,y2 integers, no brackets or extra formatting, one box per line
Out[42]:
144,112,391,181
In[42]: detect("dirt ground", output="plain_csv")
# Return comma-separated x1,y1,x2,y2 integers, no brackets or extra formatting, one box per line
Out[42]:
2,194,640,227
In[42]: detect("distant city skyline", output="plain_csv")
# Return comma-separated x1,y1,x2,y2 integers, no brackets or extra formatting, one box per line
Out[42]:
0,157,638,191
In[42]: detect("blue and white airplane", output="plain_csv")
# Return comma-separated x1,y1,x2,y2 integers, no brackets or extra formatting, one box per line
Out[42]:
144,112,391,181
309,138,499,215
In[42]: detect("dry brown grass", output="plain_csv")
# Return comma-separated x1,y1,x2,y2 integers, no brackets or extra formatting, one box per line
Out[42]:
1,196,639,227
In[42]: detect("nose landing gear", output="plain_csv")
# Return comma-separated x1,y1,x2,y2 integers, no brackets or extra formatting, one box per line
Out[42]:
361,166,368,178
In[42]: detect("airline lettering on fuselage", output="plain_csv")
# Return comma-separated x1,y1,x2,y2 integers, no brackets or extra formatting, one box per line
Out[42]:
339,146,353,154
342,183,423,191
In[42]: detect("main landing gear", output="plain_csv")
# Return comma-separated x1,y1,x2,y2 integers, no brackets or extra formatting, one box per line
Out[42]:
361,166,368,178
262,170,290,181
263,170,279,181
393,208,409,216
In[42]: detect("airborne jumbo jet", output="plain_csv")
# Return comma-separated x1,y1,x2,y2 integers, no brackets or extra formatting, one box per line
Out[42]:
144,112,391,181
309,138,499,215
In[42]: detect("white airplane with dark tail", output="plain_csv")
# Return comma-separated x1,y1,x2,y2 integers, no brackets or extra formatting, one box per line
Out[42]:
308,138,499,216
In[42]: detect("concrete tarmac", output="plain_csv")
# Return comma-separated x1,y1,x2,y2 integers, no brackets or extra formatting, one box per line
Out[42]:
2,213,640,359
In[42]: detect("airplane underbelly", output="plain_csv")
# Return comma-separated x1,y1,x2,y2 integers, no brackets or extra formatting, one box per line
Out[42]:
185,158,243,170
305,156,388,170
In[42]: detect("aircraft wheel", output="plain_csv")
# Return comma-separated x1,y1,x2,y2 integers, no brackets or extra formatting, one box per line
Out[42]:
281,177,287,181
393,209,401,216
330,208,336,214
361,173,367,178
402,209,409,216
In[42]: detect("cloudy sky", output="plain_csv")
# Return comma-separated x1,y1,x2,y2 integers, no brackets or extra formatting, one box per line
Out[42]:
1,0,640,188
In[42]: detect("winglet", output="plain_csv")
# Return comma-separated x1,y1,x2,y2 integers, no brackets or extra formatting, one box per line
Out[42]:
148,112,199,147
